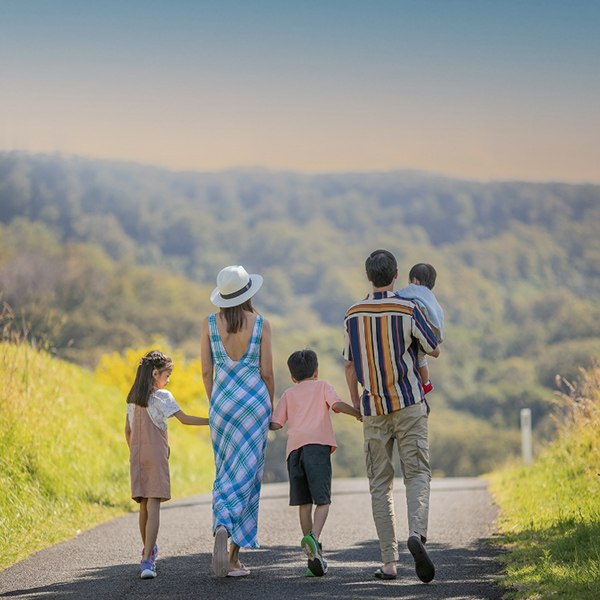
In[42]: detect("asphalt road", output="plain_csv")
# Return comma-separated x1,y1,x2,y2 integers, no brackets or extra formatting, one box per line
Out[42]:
0,477,504,600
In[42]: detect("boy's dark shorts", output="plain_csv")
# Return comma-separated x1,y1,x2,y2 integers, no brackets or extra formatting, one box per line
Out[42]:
287,443,332,506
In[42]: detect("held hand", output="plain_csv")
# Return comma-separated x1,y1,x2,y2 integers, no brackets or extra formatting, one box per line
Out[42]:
174,410,209,426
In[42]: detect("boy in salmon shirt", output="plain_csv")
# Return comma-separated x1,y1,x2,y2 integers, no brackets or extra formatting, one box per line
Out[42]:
270,349,361,577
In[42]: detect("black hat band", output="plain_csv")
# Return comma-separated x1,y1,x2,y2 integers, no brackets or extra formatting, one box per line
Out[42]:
220,279,252,300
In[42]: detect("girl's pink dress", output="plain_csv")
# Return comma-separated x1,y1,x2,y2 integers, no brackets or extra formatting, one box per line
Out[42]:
129,404,171,502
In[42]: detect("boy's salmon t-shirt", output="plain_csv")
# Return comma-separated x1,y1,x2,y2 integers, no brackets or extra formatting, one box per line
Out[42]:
271,379,341,458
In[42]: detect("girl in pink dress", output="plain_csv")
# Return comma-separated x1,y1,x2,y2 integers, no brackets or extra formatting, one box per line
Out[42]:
125,350,209,579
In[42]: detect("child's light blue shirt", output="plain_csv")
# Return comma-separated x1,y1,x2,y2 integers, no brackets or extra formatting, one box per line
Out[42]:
396,283,444,342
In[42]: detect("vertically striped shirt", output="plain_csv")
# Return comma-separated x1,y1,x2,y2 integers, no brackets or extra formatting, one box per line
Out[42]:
343,291,439,416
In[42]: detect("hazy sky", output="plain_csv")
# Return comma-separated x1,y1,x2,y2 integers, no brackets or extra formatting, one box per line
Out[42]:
1,0,599,182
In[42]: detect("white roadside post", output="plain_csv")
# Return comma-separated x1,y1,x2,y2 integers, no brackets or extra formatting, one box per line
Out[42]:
520,408,533,465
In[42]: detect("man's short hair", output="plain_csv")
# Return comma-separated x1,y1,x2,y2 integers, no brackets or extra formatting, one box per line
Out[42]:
287,349,318,382
409,263,437,290
365,249,398,288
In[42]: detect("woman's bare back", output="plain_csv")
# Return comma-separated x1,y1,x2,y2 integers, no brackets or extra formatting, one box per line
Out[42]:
214,312,257,361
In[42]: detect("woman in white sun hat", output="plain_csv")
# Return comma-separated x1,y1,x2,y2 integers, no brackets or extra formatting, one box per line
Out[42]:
200,265,274,578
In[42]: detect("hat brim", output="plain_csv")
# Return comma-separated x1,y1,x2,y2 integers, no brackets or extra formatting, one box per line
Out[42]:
210,274,264,308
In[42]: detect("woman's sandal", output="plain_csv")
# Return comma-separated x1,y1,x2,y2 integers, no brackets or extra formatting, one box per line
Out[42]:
212,527,229,578
227,562,250,577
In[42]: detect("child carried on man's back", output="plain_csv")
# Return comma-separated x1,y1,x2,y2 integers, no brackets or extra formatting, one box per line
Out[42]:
269,349,361,577
397,263,444,399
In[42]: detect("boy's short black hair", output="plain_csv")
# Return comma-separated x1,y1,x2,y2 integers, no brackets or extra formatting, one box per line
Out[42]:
409,263,437,290
287,349,318,382
365,249,397,288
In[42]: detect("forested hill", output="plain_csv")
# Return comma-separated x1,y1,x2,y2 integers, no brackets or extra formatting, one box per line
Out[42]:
2,151,600,478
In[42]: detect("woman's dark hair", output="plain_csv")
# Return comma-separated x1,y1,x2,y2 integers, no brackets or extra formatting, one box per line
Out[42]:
287,349,318,382
409,263,437,290
126,350,173,407
365,249,398,288
220,299,256,334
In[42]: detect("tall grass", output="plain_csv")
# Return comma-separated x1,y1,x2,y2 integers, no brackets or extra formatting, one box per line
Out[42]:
489,365,600,599
0,339,213,570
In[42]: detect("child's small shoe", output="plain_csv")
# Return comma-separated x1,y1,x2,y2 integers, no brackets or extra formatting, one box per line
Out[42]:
301,531,319,560
306,540,327,577
140,544,158,565
319,543,327,575
423,381,434,395
140,559,156,579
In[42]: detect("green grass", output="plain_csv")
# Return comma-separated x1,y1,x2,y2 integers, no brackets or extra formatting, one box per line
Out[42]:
488,367,600,599
0,341,213,570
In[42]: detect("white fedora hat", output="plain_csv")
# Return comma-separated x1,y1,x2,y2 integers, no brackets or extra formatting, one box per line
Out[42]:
210,265,264,308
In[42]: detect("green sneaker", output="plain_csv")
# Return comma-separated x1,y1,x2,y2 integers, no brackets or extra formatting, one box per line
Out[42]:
305,567,316,577
302,532,326,576
301,531,319,560
320,546,328,574
307,542,327,576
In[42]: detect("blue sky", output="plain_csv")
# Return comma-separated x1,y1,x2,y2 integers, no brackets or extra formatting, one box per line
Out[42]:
1,0,598,181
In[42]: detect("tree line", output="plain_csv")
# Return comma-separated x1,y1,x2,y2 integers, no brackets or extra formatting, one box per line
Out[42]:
2,150,600,479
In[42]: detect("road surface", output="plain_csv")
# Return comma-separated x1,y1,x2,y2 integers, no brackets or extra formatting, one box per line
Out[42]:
0,477,504,599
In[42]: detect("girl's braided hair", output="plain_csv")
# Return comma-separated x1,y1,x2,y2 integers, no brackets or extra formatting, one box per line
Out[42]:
127,350,173,407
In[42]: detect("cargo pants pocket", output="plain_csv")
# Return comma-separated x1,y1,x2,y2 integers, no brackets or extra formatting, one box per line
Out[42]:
399,439,430,480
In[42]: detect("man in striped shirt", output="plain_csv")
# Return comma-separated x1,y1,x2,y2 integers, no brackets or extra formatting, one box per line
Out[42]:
343,249,440,583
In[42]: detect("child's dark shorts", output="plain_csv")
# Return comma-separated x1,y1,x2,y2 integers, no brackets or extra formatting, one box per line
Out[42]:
287,443,332,506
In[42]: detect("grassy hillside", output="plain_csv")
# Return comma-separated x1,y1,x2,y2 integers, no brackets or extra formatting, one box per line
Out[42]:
489,364,600,599
0,341,213,570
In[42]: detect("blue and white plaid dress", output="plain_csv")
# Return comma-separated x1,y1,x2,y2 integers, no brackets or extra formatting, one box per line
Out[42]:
208,313,271,548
